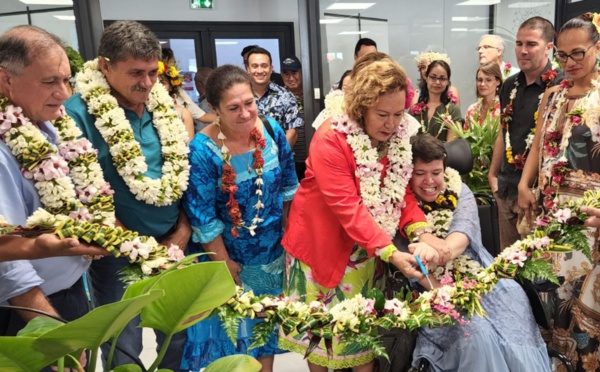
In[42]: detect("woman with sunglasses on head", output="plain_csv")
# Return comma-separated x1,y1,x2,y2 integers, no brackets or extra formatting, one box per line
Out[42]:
464,62,503,129
410,60,462,142
517,12,600,371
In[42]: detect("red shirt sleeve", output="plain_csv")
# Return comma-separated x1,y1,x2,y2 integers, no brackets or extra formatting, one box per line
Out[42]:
399,186,427,237
310,123,393,256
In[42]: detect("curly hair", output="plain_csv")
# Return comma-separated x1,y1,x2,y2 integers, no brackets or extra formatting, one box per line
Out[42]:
344,59,407,126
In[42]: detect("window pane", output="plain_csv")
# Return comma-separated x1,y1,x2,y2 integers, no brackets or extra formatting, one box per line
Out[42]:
0,14,28,36
215,38,281,72
30,9,78,51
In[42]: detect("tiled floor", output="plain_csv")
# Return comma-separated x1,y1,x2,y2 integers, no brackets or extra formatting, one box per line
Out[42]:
96,328,311,371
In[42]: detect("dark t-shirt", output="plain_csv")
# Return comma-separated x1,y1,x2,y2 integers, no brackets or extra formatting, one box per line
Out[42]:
497,60,565,199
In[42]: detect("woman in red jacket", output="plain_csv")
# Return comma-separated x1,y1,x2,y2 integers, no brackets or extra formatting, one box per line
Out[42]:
279,56,438,372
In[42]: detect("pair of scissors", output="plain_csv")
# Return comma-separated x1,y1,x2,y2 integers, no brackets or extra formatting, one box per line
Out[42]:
415,255,434,289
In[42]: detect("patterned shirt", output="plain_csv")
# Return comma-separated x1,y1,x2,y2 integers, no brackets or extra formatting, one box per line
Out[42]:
256,82,303,131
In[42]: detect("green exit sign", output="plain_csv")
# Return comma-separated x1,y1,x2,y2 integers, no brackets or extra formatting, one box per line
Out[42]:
191,0,213,9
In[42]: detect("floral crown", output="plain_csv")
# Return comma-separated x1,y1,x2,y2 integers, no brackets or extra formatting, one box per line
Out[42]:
157,60,183,88
415,51,451,67
593,13,600,35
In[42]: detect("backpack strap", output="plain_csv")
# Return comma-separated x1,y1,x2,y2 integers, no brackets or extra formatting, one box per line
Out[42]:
259,114,275,140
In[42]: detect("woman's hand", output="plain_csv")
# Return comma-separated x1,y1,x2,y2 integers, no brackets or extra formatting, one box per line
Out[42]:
408,242,441,266
225,258,242,286
581,206,600,228
389,251,423,279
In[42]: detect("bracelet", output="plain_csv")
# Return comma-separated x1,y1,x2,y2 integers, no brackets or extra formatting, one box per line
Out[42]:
375,244,397,263
405,221,429,239
410,227,433,243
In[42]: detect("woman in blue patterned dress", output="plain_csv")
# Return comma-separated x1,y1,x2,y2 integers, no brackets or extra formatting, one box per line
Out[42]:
181,65,299,371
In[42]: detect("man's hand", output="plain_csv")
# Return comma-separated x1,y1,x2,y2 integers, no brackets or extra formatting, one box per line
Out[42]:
581,206,600,228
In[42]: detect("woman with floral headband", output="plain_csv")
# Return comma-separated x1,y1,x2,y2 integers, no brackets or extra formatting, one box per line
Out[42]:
181,65,299,371
464,62,502,128
518,12,600,371
410,60,462,142
279,58,439,372
157,59,194,140
406,134,550,372
412,51,460,107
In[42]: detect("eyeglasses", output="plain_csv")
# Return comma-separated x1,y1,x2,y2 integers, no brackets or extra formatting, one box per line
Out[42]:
555,45,595,63
476,44,500,52
427,75,448,83
476,78,496,85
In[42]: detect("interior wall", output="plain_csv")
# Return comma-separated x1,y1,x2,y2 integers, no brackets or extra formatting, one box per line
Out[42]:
99,0,300,57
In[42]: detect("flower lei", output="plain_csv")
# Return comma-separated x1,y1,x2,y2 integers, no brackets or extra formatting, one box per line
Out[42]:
75,59,190,206
217,190,599,360
0,96,115,225
538,77,600,210
500,76,549,169
0,96,184,281
157,60,183,88
420,168,461,239
411,93,456,139
330,115,413,238
415,167,481,282
216,123,266,238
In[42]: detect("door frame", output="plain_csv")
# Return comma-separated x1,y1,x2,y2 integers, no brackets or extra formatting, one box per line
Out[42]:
104,20,295,70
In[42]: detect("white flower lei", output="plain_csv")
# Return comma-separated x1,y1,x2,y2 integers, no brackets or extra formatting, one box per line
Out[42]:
418,168,483,281
540,77,600,184
424,168,461,239
0,97,115,226
331,115,413,239
75,59,190,206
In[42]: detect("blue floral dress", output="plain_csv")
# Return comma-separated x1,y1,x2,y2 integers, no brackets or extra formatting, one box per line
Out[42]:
181,117,299,371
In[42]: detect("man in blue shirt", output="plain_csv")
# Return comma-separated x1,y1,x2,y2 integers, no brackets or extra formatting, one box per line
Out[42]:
64,21,191,371
0,25,106,351
246,47,303,147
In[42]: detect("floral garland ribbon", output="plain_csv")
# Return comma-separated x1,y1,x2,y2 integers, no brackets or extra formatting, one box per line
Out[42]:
0,95,184,283
539,76,600,211
501,70,557,169
215,189,600,360
75,59,190,207
216,122,266,238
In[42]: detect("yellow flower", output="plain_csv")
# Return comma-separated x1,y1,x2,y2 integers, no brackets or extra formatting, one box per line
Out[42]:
168,65,179,78
171,78,182,87
534,111,538,124
448,195,458,208
435,195,446,205
157,61,165,76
